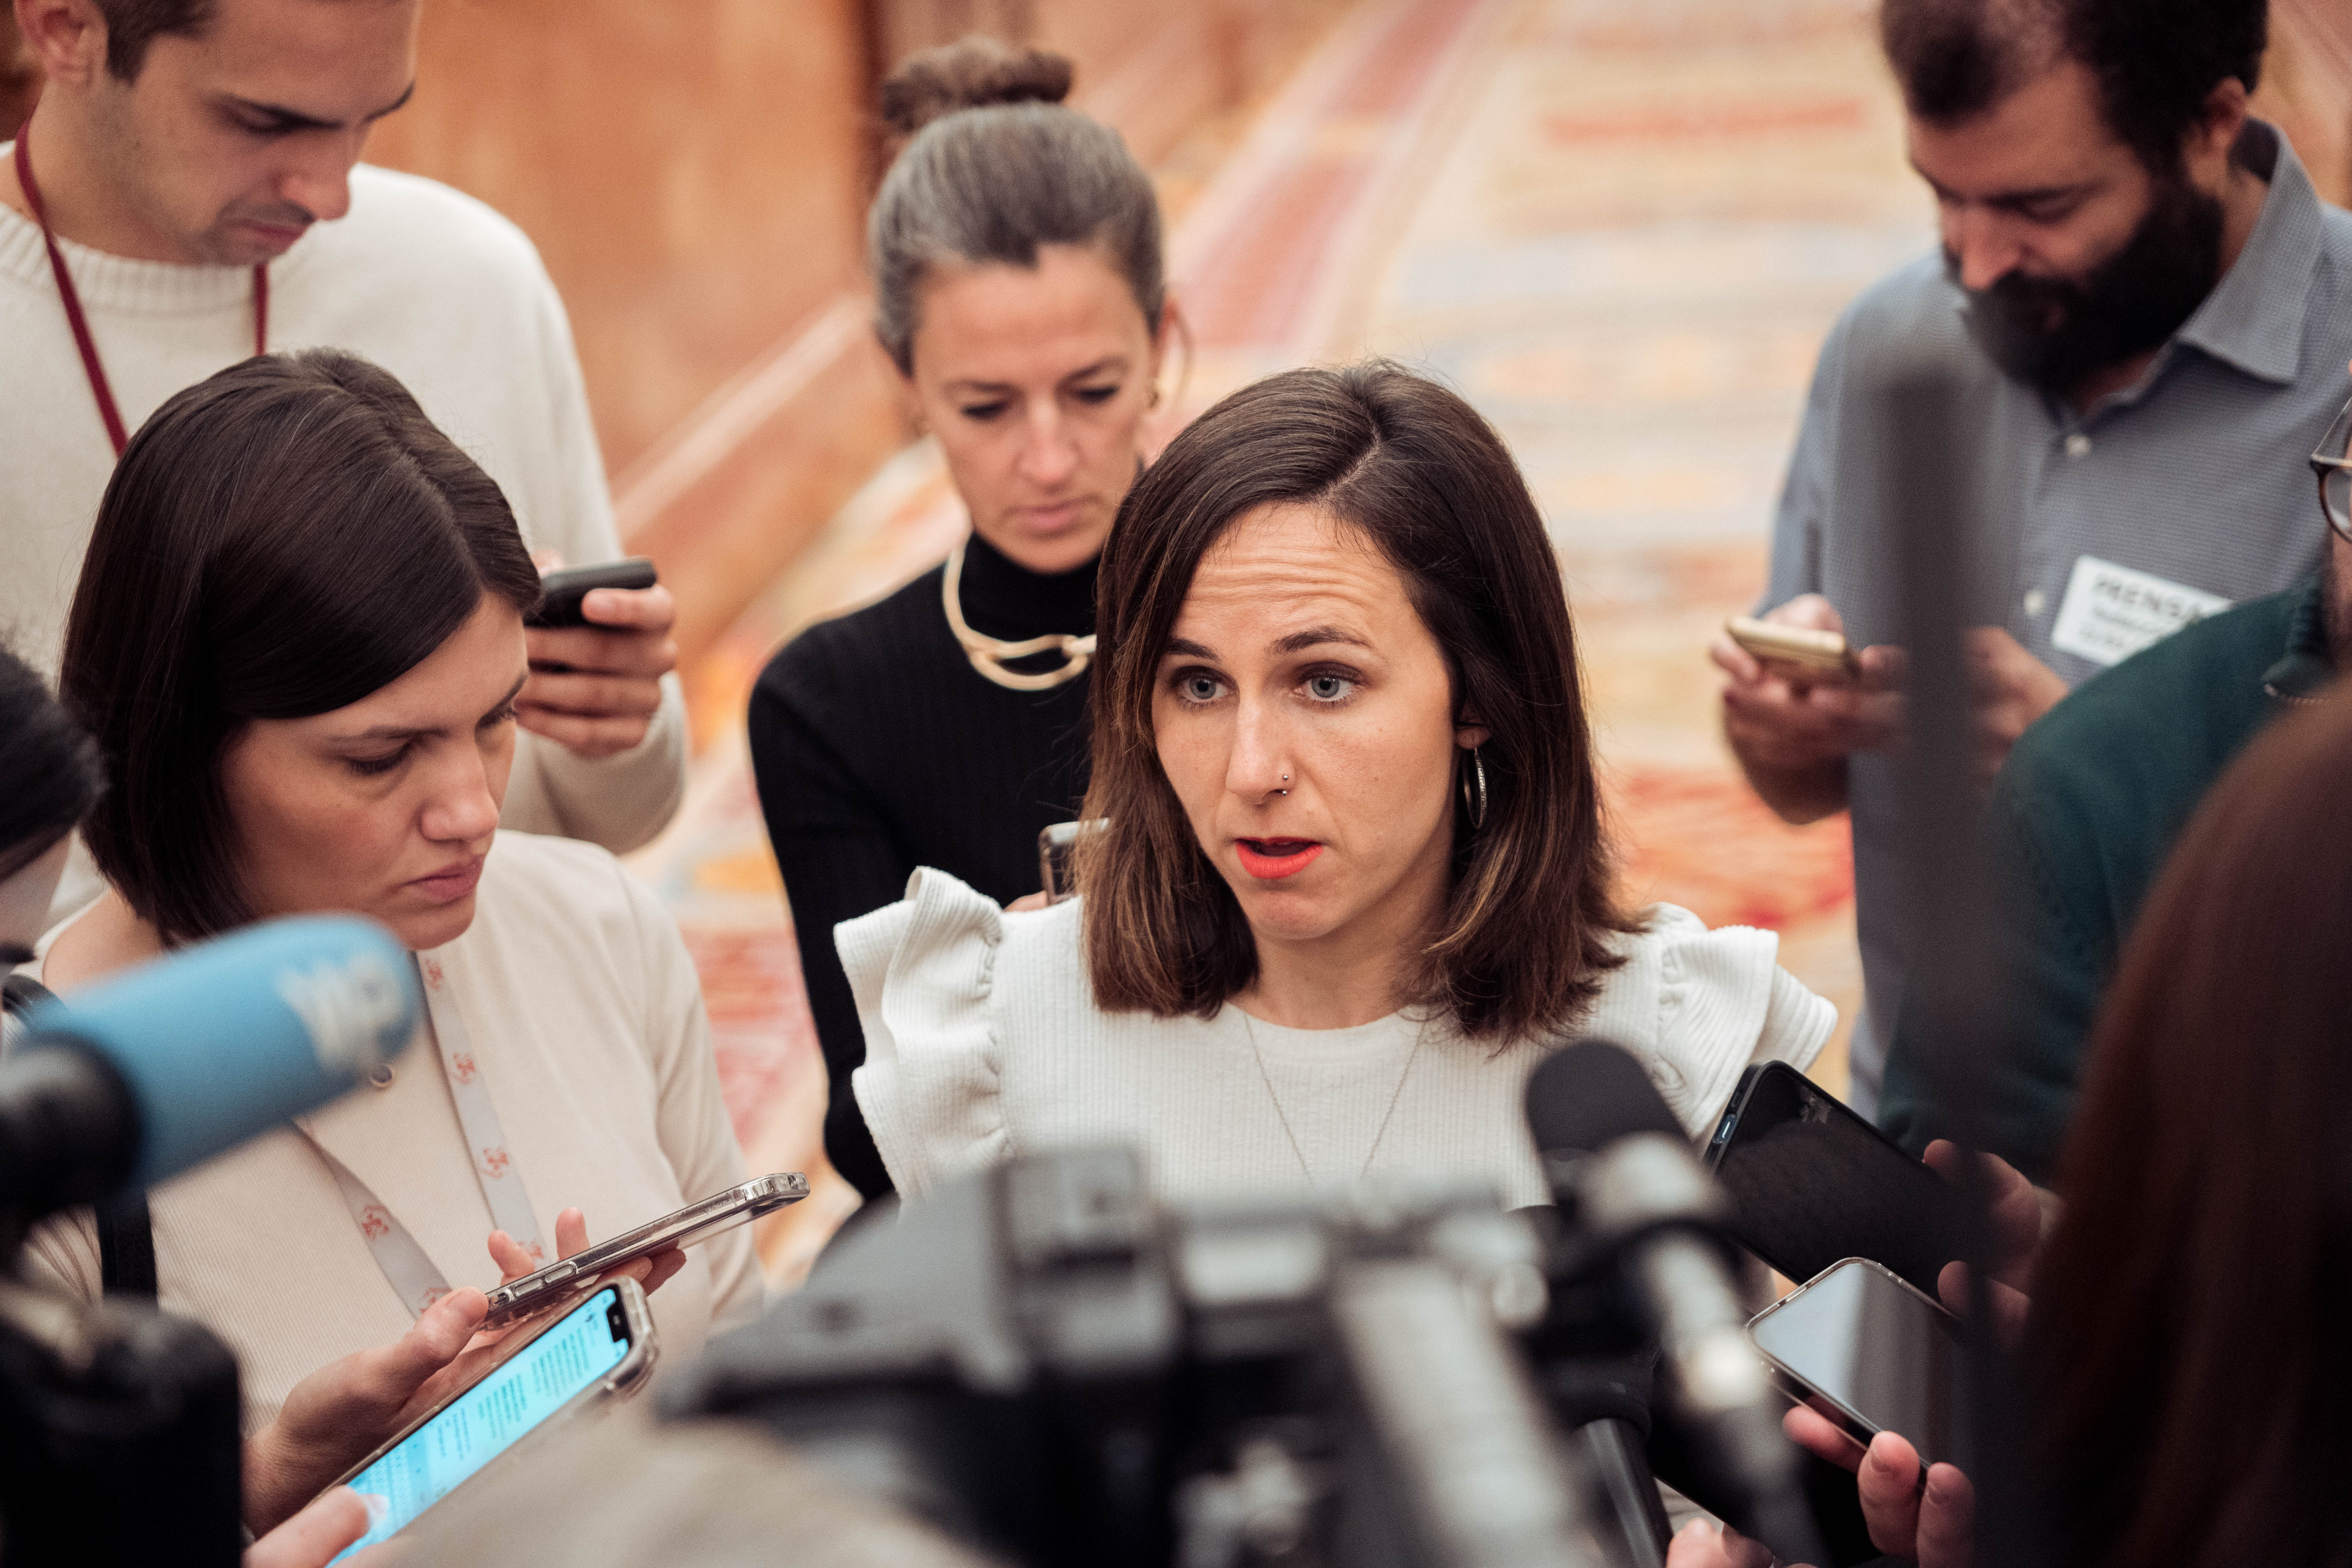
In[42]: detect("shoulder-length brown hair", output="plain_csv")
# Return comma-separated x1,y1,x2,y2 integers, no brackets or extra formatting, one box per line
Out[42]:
1080,361,1635,1040
2030,688,2352,1568
62,350,541,945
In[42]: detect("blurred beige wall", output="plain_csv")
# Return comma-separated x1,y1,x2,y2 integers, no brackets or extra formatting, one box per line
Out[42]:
365,0,874,479
8,0,2348,668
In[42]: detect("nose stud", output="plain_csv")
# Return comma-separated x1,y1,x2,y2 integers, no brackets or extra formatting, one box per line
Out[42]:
1275,772,1290,798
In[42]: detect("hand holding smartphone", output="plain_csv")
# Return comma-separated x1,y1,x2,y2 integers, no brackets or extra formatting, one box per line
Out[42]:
525,557,658,629
328,1278,657,1559
481,1174,806,1329
1748,1257,1964,1469
1725,615,1860,685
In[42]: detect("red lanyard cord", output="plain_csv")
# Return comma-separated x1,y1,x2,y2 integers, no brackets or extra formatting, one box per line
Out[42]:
12,120,268,460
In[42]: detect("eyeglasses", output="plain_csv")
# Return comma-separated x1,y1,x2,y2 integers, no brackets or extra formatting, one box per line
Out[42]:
2311,396,2352,541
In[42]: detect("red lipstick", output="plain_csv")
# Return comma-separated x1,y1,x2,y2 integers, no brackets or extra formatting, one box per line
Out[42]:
1236,839,1323,880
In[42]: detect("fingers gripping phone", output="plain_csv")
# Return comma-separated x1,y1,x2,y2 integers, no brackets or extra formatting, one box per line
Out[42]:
328,1278,656,1558
1748,1258,1965,1469
1726,615,1858,684
525,557,658,628
1704,1062,1969,1296
481,1173,807,1329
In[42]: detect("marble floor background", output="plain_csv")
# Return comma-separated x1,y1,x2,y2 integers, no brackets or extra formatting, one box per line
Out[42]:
630,0,1938,1283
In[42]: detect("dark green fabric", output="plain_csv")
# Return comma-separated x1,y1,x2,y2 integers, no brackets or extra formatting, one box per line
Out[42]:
1879,578,2327,1183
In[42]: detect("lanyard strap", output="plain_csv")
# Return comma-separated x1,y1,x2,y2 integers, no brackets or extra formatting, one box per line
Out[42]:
11,120,268,460
297,954,544,1317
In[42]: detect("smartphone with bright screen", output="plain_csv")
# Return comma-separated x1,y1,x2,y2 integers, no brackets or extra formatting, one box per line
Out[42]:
1748,1258,1965,1468
330,1281,644,1559
1704,1062,1969,1296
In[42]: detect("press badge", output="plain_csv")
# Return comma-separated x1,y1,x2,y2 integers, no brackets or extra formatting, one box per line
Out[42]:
2048,555,2231,668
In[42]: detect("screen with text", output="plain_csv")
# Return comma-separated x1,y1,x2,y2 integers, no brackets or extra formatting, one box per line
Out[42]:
332,1284,631,1557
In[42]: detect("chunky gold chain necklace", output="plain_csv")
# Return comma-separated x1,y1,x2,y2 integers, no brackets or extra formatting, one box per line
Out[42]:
941,539,1095,692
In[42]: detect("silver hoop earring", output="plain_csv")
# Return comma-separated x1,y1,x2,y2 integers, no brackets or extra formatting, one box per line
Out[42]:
1461,746,1487,830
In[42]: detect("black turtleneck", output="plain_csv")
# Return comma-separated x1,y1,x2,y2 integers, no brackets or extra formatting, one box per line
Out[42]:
748,530,1096,1199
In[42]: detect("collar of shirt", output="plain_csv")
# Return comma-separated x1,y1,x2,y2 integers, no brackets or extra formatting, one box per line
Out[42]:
2172,120,2324,388
2261,572,2333,703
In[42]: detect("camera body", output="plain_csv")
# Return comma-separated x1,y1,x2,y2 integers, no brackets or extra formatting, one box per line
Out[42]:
669,1146,1664,1568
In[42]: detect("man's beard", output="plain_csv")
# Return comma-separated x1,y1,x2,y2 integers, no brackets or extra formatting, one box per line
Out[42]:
1955,174,2226,395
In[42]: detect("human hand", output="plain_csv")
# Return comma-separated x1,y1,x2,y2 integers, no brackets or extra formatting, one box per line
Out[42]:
246,1486,384,1568
520,578,677,760
1666,1517,1778,1568
1712,596,1904,820
1923,1139,2043,1329
243,1288,490,1533
1782,1414,1976,1568
1961,628,2065,788
487,1205,687,1306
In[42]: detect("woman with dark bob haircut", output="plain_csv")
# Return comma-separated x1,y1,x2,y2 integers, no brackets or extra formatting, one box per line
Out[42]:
26,351,760,1451
841,362,1833,1204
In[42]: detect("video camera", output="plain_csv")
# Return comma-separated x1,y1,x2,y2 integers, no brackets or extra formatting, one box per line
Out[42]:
666,1042,1821,1568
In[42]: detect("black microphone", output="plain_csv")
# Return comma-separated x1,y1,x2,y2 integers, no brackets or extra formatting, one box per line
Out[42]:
1527,1039,1824,1565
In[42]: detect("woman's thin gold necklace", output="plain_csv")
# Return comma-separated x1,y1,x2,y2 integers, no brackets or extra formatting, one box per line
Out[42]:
1239,1009,1426,1185
941,538,1095,692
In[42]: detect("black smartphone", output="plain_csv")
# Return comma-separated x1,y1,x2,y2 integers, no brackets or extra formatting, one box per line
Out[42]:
526,557,657,628
1703,1062,1969,1296
1747,1258,1965,1468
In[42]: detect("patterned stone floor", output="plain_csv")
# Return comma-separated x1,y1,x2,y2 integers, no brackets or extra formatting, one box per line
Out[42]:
630,0,1938,1284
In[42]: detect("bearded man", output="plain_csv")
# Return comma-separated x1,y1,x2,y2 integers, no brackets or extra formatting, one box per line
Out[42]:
1709,0,2352,1116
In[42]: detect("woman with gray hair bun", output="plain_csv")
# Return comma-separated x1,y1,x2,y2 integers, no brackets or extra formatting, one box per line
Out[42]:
750,36,1179,1203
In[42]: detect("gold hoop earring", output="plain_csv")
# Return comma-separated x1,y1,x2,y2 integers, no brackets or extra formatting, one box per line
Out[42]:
1460,745,1487,830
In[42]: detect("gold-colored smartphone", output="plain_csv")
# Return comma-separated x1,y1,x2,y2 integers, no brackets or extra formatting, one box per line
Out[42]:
1725,616,1859,683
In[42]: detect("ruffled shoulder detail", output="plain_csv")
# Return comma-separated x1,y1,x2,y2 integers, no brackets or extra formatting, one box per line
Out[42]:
1595,905,1836,1136
836,869,1011,1197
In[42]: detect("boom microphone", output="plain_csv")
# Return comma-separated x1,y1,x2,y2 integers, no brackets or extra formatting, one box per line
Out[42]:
2,916,419,1218
1527,1040,1822,1564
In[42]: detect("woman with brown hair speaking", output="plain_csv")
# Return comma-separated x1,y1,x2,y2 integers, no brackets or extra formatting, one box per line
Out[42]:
839,363,1834,1204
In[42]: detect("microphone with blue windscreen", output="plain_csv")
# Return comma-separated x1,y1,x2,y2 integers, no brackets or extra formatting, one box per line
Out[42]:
3,915,419,1218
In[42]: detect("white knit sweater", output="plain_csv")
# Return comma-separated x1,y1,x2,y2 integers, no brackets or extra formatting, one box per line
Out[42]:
844,871,1835,1208
0,155,683,856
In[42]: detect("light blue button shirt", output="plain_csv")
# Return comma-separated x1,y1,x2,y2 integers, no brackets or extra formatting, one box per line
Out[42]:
1763,122,2350,1113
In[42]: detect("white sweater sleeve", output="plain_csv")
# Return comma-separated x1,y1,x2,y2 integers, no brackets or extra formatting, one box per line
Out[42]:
839,870,1011,1199
494,250,686,855
1637,906,1836,1136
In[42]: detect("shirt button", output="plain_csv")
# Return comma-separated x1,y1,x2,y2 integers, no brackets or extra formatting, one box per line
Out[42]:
367,1064,396,1090
2023,588,2047,617
2064,432,2093,459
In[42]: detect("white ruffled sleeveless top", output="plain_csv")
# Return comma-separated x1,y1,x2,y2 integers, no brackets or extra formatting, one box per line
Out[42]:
840,870,1834,1208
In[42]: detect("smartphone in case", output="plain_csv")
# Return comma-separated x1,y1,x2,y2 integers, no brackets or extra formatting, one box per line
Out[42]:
1748,1257,1965,1469
327,1277,656,1558
525,557,658,628
1038,820,1106,904
481,1173,806,1328
1704,1062,1969,1297
1725,616,1858,683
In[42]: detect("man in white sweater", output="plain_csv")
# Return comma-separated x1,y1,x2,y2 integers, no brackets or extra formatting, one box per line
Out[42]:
1,0,686,866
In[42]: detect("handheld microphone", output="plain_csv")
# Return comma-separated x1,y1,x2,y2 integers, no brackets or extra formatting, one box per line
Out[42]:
3,916,419,1218
1527,1039,1823,1565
